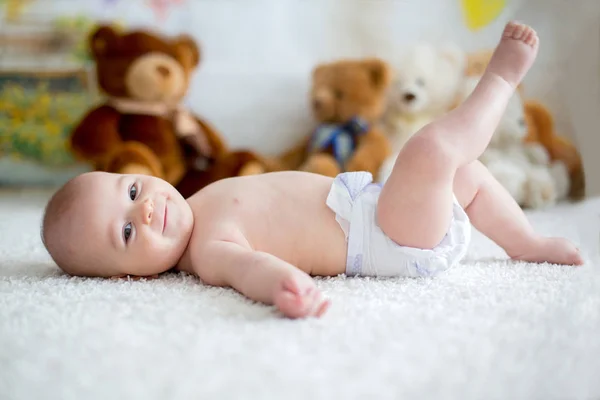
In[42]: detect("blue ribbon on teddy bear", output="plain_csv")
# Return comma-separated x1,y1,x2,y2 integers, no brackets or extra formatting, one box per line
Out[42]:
308,117,369,169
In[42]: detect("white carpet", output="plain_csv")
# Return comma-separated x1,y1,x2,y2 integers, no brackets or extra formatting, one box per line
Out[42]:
0,187,599,400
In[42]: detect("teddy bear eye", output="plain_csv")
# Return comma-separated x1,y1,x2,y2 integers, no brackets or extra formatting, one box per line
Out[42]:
416,78,425,87
334,89,343,100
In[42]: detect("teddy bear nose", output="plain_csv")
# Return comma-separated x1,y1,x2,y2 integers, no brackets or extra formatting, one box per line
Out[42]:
404,93,416,102
156,65,171,78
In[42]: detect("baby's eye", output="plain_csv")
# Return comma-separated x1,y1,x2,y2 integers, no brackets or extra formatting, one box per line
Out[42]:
129,183,138,201
123,222,133,243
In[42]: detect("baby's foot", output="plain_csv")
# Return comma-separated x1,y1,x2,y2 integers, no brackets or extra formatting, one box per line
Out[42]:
273,275,330,319
486,21,539,88
511,237,584,266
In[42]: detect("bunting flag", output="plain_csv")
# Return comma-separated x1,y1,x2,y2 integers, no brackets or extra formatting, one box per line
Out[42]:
146,0,186,21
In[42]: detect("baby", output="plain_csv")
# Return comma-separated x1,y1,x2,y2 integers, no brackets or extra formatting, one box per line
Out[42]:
42,22,583,319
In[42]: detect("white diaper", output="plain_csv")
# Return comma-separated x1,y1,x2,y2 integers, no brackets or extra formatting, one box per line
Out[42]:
326,171,471,278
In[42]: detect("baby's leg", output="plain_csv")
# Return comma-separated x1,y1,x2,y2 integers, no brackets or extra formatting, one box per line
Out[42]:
454,161,583,265
377,21,539,249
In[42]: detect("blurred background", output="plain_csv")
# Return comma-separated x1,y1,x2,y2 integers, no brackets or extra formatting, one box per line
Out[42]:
0,0,598,192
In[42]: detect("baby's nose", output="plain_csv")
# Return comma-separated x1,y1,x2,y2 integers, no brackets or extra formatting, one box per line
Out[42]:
141,198,154,225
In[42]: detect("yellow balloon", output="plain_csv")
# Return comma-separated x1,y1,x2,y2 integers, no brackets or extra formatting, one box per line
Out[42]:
461,0,507,31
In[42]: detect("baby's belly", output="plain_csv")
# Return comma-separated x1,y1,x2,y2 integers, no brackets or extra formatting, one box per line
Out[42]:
242,198,348,277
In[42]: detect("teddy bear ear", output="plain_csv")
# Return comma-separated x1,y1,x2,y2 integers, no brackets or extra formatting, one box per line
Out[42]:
174,34,201,67
312,64,326,80
89,25,120,58
362,58,392,90
440,43,466,69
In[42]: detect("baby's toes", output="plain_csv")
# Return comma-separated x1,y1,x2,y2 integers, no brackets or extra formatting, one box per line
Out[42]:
563,243,584,266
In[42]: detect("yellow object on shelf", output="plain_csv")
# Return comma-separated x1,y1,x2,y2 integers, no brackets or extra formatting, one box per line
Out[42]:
2,0,35,22
461,0,507,31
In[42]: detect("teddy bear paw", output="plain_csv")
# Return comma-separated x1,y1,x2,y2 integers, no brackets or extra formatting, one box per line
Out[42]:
118,163,156,177
238,161,266,176
524,169,557,209
345,156,375,175
524,143,551,165
301,154,341,177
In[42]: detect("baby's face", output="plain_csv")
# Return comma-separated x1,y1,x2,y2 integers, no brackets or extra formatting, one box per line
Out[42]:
64,172,194,277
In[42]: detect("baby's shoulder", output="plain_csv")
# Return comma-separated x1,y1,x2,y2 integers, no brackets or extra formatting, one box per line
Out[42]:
182,218,249,277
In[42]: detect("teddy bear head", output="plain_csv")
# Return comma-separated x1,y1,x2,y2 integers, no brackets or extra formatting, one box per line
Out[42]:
310,58,392,124
387,43,466,116
89,25,200,104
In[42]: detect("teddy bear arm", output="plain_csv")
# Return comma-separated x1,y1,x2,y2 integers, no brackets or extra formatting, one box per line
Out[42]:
346,128,391,175
523,142,550,165
550,136,582,172
120,116,180,157
103,141,165,179
301,153,341,177
70,105,122,162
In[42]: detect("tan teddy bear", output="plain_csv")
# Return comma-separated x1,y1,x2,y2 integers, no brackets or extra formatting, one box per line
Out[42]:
279,58,392,178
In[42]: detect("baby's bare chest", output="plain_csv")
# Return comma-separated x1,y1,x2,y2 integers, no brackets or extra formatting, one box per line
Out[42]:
189,176,347,274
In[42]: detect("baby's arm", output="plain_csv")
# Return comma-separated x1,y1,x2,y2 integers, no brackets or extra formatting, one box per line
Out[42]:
195,240,330,318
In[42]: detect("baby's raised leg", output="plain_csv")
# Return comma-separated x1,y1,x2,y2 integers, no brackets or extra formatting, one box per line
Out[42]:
377,21,539,249
454,161,583,265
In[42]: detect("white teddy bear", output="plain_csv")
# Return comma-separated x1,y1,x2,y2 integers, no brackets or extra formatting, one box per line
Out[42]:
378,43,466,183
459,77,570,208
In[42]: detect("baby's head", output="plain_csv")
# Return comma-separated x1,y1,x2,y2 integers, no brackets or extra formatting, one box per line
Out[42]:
42,172,194,278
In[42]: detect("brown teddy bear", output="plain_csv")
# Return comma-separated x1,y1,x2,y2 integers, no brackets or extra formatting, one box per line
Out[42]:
70,25,269,199
280,58,392,178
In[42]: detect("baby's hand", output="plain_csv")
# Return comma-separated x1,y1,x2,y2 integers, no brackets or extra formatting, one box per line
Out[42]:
273,274,330,319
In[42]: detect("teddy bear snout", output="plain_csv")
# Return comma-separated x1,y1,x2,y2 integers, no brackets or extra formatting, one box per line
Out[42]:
313,98,323,110
311,89,334,114
404,92,416,103
156,65,171,78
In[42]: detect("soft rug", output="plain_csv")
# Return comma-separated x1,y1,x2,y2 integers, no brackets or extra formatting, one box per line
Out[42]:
1,187,599,400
